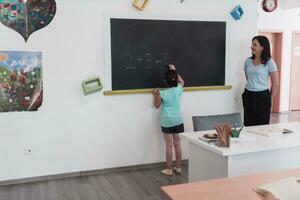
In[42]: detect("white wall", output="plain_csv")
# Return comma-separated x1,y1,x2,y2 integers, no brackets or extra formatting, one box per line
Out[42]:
258,2,300,112
0,0,257,181
281,0,300,10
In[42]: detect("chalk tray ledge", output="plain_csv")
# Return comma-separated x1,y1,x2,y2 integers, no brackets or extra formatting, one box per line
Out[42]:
103,85,232,96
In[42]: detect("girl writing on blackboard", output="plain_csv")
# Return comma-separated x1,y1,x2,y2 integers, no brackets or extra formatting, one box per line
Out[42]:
152,64,185,176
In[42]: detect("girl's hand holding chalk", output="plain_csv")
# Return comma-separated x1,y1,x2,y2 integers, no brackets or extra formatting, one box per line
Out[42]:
169,64,176,71
152,89,160,96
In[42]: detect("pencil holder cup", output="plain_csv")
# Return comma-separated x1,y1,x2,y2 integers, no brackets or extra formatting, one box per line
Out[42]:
215,124,231,147
231,129,240,138
230,137,241,147
217,134,229,147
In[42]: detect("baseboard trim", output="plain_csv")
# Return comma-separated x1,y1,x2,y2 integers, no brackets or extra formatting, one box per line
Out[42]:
0,160,188,186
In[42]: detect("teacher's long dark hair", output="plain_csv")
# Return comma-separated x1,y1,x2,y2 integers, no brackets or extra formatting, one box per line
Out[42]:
251,35,271,65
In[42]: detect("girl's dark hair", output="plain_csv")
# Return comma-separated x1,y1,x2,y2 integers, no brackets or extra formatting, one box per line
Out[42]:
164,69,178,88
251,35,271,65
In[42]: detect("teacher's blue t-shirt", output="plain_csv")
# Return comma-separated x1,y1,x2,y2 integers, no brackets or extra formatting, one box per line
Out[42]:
244,57,277,92
159,84,183,128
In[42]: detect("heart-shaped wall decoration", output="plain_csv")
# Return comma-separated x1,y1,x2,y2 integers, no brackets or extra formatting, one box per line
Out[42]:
0,0,56,42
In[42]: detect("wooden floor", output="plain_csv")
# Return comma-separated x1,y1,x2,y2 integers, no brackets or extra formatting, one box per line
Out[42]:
1,111,300,200
270,110,300,123
0,166,188,200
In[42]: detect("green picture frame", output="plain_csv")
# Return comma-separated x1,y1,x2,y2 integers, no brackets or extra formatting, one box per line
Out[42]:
82,76,103,95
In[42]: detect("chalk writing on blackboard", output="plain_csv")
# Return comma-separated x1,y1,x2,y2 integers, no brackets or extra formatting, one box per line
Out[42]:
123,53,135,69
144,53,152,69
121,52,171,70
110,18,226,90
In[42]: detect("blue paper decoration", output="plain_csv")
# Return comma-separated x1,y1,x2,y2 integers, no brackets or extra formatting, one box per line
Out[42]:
230,5,244,21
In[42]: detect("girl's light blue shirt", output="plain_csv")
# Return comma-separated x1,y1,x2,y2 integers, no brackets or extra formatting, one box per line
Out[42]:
159,84,183,128
244,57,277,92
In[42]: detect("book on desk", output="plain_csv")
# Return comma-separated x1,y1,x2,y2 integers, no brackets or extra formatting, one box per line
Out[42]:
254,177,300,200
199,133,218,143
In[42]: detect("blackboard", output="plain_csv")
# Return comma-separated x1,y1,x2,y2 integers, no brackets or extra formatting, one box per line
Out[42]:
110,18,226,90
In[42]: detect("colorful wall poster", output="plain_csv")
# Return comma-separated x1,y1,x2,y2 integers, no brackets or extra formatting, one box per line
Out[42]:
0,0,56,41
0,51,42,112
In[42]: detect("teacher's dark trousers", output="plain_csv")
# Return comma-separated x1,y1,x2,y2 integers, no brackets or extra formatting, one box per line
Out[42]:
242,89,271,126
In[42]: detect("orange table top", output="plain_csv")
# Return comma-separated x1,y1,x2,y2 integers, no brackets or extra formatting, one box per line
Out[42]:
161,169,300,200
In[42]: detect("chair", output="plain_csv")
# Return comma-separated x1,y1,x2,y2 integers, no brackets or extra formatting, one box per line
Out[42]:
192,112,242,131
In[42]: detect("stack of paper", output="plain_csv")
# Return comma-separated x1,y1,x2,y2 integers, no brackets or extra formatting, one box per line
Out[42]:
247,127,293,137
254,177,300,200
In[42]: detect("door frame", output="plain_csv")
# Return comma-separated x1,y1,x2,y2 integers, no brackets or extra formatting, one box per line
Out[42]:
259,29,284,113
289,31,300,111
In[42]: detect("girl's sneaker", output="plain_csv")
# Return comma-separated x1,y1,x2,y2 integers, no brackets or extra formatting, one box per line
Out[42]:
161,169,173,176
173,167,182,174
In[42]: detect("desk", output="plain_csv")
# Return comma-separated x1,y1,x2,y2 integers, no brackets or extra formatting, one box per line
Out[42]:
181,122,300,182
161,168,300,200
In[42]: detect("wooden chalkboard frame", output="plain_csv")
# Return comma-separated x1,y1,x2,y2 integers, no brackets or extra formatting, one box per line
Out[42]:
103,15,231,95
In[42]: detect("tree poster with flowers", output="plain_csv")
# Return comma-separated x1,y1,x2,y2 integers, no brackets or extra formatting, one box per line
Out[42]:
0,51,42,112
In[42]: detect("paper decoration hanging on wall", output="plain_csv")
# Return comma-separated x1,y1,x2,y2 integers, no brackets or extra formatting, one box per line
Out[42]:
230,5,244,21
0,51,43,112
132,0,149,11
0,0,56,42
